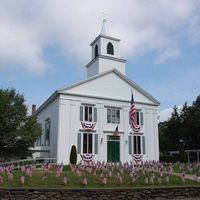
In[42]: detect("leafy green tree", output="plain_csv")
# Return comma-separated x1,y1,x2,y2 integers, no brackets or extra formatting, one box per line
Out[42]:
191,95,200,149
158,121,170,154
0,88,41,161
159,95,200,154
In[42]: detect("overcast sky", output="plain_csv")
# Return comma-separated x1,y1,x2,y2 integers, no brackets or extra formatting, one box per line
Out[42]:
0,0,200,121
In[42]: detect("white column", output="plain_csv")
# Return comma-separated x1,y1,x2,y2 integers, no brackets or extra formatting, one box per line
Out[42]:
123,106,130,163
57,99,70,164
153,111,159,161
98,103,105,162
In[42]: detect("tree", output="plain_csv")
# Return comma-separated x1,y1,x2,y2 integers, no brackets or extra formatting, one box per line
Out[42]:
0,88,41,161
158,121,170,154
70,145,77,165
159,94,200,154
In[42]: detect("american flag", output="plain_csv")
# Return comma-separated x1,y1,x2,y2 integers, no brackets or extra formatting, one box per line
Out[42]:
130,92,141,132
113,125,119,136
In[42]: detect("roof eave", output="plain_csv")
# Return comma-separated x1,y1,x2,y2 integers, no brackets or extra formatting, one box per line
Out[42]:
32,91,59,116
90,34,121,46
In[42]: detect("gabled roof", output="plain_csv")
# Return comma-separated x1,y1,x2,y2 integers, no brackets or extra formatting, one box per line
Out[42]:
59,69,160,105
34,69,160,115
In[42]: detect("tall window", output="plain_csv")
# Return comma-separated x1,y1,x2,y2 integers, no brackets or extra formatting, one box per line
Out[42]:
107,42,114,55
45,119,50,146
80,105,97,122
83,133,93,153
136,111,143,126
77,133,98,155
36,123,42,146
129,135,145,155
107,108,120,124
133,136,141,154
95,45,98,58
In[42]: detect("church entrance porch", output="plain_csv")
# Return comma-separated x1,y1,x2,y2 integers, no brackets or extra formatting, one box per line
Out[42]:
107,135,120,162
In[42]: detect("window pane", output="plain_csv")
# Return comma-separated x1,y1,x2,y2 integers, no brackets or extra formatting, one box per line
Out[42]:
83,134,87,153
116,110,120,124
85,106,88,121
107,109,111,123
142,136,145,154
94,107,97,122
112,109,115,123
136,112,140,125
129,135,132,155
94,134,98,154
80,106,83,121
138,136,141,154
77,133,81,154
45,120,50,146
133,136,137,154
89,107,92,122
88,134,93,153
140,112,143,126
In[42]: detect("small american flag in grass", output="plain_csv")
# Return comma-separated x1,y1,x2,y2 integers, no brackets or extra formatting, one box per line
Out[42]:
113,125,119,136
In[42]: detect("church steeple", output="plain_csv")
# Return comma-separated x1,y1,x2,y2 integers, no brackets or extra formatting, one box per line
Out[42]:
101,18,110,36
85,19,126,78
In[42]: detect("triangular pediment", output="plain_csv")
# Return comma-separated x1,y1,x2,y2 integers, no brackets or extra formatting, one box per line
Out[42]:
59,69,159,105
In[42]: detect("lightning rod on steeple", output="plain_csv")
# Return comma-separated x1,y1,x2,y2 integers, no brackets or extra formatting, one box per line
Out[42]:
101,9,110,36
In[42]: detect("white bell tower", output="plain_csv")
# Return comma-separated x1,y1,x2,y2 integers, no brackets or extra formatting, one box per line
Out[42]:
86,19,126,78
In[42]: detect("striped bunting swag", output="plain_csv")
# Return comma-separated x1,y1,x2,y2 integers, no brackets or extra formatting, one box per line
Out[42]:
81,122,96,131
132,154,143,162
81,154,95,162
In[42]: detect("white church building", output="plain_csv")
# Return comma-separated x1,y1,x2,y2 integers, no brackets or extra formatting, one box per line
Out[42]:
32,19,160,164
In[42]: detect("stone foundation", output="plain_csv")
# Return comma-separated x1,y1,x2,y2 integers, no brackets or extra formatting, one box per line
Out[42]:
0,186,200,200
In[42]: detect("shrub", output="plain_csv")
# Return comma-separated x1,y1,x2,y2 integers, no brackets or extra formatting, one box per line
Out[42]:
70,145,77,165
159,155,178,163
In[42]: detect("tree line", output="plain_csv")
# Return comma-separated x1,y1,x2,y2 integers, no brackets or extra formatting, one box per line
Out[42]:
159,95,200,154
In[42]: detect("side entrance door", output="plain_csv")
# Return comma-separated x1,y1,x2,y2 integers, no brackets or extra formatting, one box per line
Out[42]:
107,135,120,162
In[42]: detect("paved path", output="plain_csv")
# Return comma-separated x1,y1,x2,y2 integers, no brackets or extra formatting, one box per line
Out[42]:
154,170,198,181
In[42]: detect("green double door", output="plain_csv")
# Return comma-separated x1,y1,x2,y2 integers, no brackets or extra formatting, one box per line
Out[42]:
107,136,120,162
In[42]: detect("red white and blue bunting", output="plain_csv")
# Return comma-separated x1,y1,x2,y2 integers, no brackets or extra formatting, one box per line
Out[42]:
132,154,143,163
81,122,96,131
81,154,95,162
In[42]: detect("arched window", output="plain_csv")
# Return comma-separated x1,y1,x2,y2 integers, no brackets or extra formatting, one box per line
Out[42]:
107,42,114,55
95,45,98,58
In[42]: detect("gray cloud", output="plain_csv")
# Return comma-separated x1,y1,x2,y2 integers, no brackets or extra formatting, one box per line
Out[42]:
0,0,200,73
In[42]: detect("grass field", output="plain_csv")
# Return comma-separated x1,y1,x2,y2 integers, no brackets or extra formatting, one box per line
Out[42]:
0,167,199,188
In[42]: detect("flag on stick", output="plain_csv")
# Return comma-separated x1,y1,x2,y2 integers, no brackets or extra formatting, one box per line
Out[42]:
113,125,119,136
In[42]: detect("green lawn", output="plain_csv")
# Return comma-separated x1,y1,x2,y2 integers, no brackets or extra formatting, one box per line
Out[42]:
0,168,199,188
165,163,200,175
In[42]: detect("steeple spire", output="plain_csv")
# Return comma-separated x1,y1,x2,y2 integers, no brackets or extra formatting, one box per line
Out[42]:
101,18,110,36
86,17,126,78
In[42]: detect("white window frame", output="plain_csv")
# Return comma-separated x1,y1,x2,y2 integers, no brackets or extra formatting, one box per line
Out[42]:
77,132,98,155
80,105,97,122
133,135,141,154
129,135,145,155
136,110,143,126
107,108,120,124
83,133,93,154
